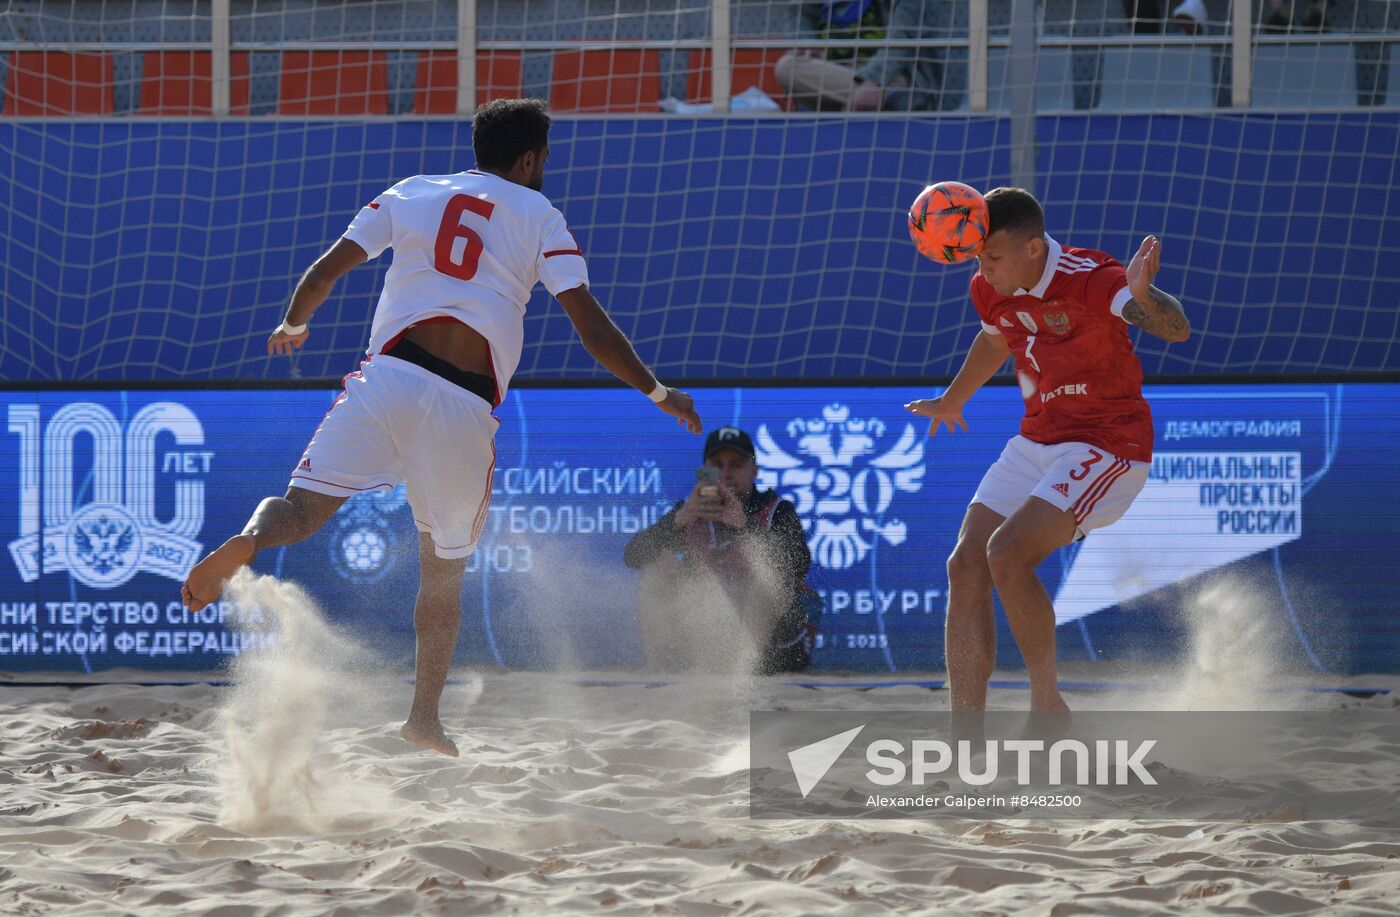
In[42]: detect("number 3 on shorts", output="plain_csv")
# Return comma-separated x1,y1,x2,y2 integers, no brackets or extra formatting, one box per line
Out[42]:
434,194,496,281
1068,448,1103,481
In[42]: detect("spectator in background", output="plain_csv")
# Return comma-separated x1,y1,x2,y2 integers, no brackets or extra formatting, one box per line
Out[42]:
775,0,889,110
776,0,957,112
1170,0,1208,35
623,427,820,675
1168,0,1232,108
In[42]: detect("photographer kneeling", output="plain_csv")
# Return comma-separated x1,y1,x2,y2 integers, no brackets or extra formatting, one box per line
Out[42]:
624,427,821,674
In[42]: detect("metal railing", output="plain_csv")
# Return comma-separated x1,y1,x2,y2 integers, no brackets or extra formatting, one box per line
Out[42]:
1,0,1397,116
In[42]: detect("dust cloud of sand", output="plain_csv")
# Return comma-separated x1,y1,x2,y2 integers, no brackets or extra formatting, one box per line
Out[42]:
216,570,428,834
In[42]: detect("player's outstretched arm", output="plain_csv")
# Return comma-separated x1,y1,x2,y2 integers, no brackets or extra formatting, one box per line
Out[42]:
555,285,702,434
905,330,1010,436
1123,235,1190,343
267,238,368,355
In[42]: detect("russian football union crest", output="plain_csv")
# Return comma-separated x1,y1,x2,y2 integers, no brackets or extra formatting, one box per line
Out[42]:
329,485,407,583
755,404,925,570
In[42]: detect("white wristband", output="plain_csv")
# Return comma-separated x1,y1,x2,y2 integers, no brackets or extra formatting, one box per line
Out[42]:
646,381,668,403
279,320,307,335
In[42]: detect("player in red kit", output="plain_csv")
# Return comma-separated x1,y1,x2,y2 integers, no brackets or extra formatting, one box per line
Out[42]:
906,187,1189,713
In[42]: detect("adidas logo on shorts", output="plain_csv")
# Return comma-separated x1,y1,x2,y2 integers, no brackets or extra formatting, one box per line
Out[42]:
1052,482,1070,497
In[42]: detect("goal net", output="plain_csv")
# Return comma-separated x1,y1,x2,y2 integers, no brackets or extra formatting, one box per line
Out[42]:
0,0,1395,383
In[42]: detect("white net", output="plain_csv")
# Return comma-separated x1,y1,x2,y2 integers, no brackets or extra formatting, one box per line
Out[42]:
0,0,1396,382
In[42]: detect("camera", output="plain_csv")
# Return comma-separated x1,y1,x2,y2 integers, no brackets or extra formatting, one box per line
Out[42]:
695,466,720,498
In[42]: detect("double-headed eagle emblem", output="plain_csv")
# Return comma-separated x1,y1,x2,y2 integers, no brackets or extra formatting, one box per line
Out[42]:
756,404,925,570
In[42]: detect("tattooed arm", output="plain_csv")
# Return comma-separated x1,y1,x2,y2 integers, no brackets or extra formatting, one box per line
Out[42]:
1123,235,1191,343
1123,285,1190,343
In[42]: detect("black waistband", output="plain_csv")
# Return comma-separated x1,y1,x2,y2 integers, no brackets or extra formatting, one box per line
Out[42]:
382,338,497,407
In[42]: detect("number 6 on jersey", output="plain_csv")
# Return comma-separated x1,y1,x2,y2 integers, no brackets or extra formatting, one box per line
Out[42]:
434,194,496,281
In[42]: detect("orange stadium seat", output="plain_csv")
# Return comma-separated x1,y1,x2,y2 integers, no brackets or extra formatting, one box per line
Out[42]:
412,51,524,114
3,51,114,116
549,48,661,113
278,51,389,116
137,51,251,116
686,48,790,109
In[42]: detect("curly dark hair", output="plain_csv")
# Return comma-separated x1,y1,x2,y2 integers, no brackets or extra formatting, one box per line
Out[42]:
472,98,552,172
985,187,1046,240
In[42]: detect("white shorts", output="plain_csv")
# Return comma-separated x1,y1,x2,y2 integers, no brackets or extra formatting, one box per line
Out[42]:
971,436,1148,538
290,355,498,559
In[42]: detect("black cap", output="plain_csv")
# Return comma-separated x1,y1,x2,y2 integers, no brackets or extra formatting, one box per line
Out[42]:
703,426,756,460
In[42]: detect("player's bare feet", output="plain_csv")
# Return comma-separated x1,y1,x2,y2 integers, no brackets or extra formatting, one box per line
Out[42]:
1023,694,1072,742
181,534,256,611
401,719,459,757
1031,693,1071,714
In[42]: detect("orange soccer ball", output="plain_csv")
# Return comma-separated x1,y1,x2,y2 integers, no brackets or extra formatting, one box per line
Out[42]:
907,181,990,264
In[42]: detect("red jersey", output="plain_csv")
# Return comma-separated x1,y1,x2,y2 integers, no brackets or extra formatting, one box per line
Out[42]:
971,237,1153,462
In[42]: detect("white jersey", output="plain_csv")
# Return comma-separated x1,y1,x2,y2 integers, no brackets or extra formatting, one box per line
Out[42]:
342,169,589,401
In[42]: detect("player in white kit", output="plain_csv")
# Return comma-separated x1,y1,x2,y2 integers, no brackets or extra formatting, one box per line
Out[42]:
182,99,703,756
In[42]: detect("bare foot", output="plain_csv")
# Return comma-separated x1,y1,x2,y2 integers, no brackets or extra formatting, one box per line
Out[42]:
181,534,256,611
1031,691,1071,714
949,710,987,749
1022,697,1073,744
401,719,459,757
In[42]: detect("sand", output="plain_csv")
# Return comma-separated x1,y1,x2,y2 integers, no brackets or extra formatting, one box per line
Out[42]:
2,672,1397,915
2,572,1398,915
